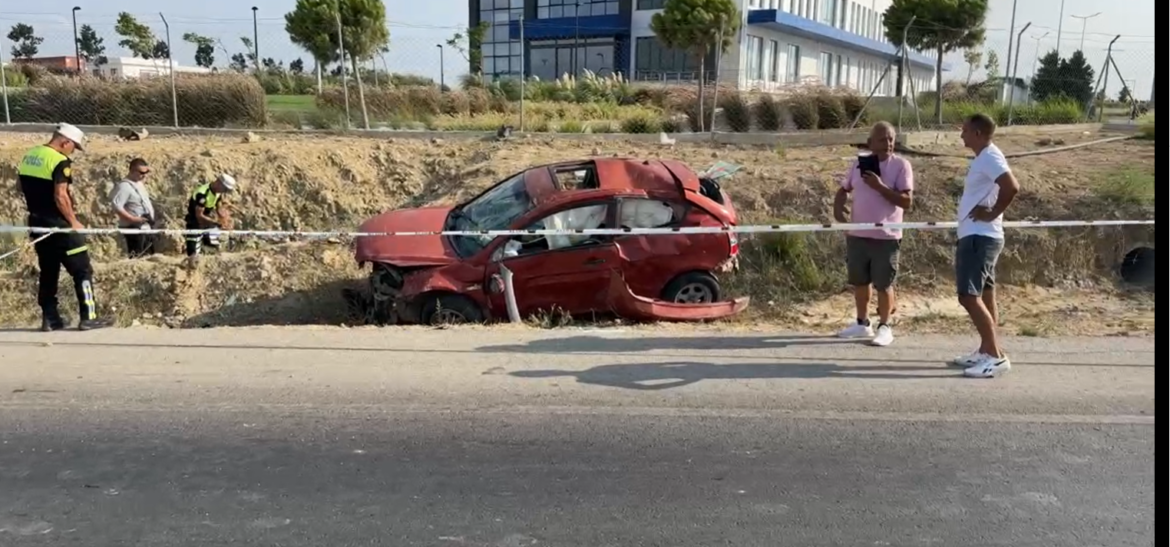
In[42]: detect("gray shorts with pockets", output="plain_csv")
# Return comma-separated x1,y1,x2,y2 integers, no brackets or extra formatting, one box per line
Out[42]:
954,235,1004,296
846,235,901,291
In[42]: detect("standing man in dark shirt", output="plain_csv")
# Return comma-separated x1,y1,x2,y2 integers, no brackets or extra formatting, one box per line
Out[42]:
184,173,237,263
17,123,111,331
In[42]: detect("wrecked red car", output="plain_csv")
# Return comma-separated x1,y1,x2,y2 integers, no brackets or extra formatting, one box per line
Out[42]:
352,158,749,325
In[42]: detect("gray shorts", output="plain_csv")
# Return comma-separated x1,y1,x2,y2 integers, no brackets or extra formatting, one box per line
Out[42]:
955,235,1004,296
846,236,901,290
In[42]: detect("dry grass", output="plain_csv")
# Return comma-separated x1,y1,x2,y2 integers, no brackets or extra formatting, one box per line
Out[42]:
0,129,1155,332
10,73,267,128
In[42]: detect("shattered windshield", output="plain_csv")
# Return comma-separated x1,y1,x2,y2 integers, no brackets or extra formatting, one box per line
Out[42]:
449,173,534,257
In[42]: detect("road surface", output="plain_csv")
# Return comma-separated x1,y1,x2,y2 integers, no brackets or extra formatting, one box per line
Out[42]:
0,326,1155,546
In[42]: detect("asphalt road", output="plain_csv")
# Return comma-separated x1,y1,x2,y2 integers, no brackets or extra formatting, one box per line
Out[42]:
0,326,1155,547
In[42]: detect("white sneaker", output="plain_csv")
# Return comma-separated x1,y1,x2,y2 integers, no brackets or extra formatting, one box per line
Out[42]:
963,354,1012,378
838,322,874,339
870,324,894,346
951,351,981,367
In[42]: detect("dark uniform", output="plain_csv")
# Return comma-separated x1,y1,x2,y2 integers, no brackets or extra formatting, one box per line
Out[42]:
17,144,102,329
184,182,225,257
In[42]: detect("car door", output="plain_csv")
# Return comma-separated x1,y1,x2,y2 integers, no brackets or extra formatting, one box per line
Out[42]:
484,201,619,318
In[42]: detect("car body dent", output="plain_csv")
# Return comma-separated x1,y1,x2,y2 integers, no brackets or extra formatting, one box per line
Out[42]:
605,271,750,321
355,205,456,267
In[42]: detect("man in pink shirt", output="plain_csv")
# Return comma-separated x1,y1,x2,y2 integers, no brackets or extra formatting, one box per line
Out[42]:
833,121,915,346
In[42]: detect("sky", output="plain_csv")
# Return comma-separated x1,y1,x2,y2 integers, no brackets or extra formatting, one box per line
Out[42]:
2,0,1155,99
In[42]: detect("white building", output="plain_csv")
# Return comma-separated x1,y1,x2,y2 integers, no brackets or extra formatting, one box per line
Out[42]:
91,57,212,79
470,0,948,96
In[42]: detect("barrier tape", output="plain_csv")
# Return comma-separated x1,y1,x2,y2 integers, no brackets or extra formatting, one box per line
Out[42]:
0,219,1156,239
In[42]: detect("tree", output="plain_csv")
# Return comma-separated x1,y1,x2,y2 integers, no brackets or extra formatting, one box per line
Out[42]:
7,23,44,60
446,22,489,75
152,40,170,59
883,0,988,124
230,53,249,72
115,12,160,59
77,24,108,66
963,48,982,85
290,58,305,74
983,50,999,81
1117,85,1131,103
183,32,216,68
240,36,259,69
650,0,741,132
1030,49,1094,106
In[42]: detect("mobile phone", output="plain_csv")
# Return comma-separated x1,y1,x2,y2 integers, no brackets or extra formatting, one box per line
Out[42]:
857,153,881,177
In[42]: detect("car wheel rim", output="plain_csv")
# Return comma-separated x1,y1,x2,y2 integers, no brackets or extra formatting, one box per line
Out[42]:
674,283,713,304
433,309,467,324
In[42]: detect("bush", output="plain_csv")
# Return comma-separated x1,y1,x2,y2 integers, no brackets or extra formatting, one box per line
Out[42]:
13,73,266,127
440,90,471,116
786,94,819,130
620,111,661,134
754,94,785,131
719,92,752,132
1139,118,1154,140
839,91,867,126
813,92,846,129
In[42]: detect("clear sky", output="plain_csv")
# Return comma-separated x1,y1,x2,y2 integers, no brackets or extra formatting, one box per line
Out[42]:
3,0,1154,99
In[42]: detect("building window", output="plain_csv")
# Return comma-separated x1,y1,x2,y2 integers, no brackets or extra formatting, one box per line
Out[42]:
747,35,763,81
769,40,780,82
634,36,711,81
835,54,843,86
819,0,836,25
539,0,619,18
819,51,833,86
477,2,523,78
786,44,800,83
636,0,666,9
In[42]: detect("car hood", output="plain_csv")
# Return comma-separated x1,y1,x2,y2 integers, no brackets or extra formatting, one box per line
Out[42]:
354,206,457,266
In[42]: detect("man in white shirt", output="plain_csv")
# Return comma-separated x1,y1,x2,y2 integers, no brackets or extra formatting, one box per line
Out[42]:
952,113,1020,378
110,158,157,258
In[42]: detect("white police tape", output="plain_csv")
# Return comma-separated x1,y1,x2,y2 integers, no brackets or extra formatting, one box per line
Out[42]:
0,219,1155,238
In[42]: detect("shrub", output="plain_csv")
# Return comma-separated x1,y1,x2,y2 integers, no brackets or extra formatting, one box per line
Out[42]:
440,90,471,116
1139,118,1154,140
719,92,752,132
754,94,785,131
839,91,867,126
558,119,584,133
620,111,661,134
660,117,683,133
15,73,266,127
813,91,846,129
786,93,819,130
466,87,491,115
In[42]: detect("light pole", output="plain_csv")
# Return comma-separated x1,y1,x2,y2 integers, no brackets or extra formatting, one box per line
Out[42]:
71,6,81,75
1055,0,1065,55
436,44,445,89
251,7,259,69
1070,12,1101,53
1030,31,1050,77
1002,0,1017,103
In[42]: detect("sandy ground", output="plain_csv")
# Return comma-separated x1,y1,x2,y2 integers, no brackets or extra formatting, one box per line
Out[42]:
0,326,1155,545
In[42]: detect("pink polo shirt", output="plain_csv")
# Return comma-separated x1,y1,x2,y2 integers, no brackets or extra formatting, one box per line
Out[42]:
840,154,914,240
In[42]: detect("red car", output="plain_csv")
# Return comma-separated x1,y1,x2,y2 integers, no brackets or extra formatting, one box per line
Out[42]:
353,157,750,325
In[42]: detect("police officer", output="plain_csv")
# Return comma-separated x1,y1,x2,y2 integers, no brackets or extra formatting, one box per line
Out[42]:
17,123,111,331
184,173,237,261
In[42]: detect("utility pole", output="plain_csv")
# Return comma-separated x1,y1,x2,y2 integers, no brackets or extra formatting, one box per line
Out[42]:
251,7,260,69
1002,0,1017,103
71,6,81,75
1055,0,1066,55
1070,12,1101,53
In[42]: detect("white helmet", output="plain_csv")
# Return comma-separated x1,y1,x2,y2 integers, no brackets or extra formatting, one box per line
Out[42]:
217,173,237,192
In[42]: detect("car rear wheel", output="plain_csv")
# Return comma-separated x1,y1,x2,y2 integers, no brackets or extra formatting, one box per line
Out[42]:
420,294,485,325
661,272,721,304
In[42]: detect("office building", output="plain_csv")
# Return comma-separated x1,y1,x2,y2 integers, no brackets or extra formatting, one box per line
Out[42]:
468,0,946,95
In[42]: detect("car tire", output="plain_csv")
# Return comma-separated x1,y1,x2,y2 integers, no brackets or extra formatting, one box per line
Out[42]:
420,294,485,325
661,271,721,304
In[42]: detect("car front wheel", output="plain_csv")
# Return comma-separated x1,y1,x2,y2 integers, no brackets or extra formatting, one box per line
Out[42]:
419,294,486,325
661,271,721,304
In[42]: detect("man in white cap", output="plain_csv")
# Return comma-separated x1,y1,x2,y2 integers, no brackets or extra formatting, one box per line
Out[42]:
16,123,111,331
183,173,237,262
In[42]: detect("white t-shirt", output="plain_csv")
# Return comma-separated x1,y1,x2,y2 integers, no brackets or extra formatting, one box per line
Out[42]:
957,143,1011,239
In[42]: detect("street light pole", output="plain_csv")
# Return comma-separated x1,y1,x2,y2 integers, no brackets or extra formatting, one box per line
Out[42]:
1055,0,1065,55
251,7,260,70
1030,31,1050,77
1070,12,1101,53
71,6,81,75
1002,0,1017,103
436,44,445,89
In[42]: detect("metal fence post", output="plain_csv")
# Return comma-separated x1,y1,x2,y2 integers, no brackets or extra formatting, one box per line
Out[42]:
160,13,178,128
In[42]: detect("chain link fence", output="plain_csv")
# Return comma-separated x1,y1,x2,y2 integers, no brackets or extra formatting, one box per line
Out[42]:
0,10,1154,134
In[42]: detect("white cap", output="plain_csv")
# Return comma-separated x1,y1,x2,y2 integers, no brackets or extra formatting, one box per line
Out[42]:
56,123,86,151
217,173,237,192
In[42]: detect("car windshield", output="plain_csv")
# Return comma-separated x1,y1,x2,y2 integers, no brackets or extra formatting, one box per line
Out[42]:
448,173,534,257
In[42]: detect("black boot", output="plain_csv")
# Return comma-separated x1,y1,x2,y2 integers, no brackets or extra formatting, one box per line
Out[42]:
78,317,112,331
40,315,66,332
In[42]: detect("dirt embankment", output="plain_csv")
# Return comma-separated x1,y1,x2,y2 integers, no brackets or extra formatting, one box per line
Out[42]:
0,129,1155,334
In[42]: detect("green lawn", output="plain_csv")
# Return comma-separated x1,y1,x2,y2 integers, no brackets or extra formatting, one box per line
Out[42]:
267,95,317,112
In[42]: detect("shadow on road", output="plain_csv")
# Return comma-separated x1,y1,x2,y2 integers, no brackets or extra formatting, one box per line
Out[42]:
510,361,950,390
